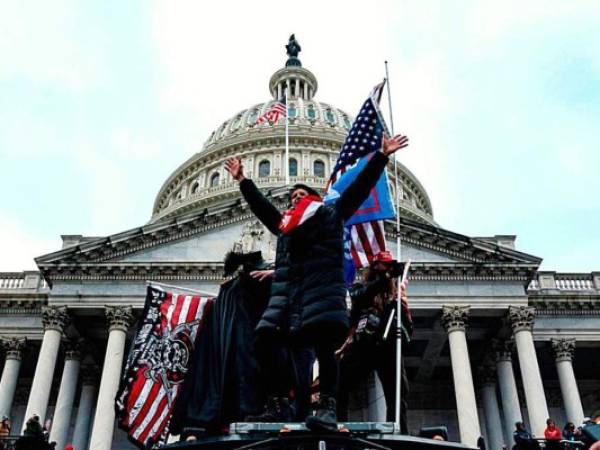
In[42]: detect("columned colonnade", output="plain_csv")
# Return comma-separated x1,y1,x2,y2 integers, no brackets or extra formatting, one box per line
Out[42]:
0,304,589,448
441,305,587,447
0,305,133,450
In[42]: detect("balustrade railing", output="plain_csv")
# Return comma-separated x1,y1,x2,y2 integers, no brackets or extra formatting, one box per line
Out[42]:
0,272,47,291
528,273,598,292
0,274,24,289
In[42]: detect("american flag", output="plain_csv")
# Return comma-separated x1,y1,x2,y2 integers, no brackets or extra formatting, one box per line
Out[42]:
256,98,287,125
116,286,213,449
327,81,390,272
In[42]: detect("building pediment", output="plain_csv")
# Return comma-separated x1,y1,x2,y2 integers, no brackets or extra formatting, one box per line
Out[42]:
36,189,541,283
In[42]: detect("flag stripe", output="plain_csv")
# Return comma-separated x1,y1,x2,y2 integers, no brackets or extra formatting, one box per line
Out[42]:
117,287,214,448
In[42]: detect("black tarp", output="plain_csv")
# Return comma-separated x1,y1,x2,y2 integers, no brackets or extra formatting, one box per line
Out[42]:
170,273,271,435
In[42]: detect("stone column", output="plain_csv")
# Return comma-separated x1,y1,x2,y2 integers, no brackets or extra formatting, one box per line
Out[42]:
441,306,481,446
72,365,98,450
479,364,505,450
23,306,70,426
89,306,133,450
493,339,523,445
49,340,82,450
0,338,27,418
509,306,549,437
551,338,584,425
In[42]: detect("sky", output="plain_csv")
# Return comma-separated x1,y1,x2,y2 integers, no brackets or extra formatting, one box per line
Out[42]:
0,0,599,272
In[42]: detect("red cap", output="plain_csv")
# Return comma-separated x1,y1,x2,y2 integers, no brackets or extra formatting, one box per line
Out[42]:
372,250,394,264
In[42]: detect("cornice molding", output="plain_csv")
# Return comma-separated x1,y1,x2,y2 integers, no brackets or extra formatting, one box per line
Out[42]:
38,203,541,286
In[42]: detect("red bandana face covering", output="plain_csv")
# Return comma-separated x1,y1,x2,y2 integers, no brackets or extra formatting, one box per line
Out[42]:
279,195,323,234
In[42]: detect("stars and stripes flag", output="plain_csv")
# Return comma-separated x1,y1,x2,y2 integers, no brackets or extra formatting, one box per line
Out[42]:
256,98,287,125
325,81,395,283
116,286,213,449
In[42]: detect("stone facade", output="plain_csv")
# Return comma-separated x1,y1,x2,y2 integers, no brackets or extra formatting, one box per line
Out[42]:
1,47,599,450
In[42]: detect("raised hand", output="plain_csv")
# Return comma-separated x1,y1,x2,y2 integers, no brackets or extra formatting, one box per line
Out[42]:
250,269,275,281
225,157,245,182
382,134,409,156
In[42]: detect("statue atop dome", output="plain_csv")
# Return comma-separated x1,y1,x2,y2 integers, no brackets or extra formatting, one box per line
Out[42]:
285,34,302,67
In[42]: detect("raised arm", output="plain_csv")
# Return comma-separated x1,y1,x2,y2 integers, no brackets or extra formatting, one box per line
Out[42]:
337,134,409,221
225,157,282,235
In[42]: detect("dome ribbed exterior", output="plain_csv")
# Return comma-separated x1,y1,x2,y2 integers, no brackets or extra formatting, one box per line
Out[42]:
151,61,434,226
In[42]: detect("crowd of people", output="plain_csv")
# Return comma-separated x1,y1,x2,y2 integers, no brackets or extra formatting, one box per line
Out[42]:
0,414,61,450
511,415,600,450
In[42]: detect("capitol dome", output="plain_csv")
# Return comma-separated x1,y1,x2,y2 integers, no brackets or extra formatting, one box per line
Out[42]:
151,50,434,225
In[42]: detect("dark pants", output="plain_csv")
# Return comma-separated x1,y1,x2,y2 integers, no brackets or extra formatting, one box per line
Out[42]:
254,332,339,420
338,338,409,433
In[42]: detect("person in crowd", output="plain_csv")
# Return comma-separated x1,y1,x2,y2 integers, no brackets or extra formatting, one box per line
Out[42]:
0,416,10,437
171,251,275,439
225,134,409,431
0,416,10,450
544,418,562,450
513,421,540,450
477,436,487,450
16,414,54,450
564,422,576,441
336,251,412,433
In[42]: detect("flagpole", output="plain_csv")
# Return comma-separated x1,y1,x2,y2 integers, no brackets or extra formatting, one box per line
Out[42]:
285,87,290,186
385,60,403,434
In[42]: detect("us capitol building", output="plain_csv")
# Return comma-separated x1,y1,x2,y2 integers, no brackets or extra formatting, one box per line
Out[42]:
1,41,598,450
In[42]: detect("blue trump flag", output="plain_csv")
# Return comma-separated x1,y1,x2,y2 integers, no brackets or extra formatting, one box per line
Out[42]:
325,81,395,285
325,152,395,226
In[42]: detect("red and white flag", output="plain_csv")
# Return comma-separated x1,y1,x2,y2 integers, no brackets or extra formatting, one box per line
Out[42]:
256,98,287,125
116,286,213,449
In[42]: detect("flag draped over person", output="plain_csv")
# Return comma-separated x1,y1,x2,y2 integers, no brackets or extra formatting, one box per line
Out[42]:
116,286,213,449
325,81,396,284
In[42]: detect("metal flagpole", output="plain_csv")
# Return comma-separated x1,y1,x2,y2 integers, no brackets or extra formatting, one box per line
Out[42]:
385,60,403,433
285,87,290,186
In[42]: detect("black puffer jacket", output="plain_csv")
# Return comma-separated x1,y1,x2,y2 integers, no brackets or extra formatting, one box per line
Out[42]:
240,151,389,340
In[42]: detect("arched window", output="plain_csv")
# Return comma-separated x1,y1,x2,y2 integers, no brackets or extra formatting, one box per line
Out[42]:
191,181,200,194
210,172,220,187
325,109,336,125
288,103,297,119
218,122,228,139
231,114,242,131
289,158,298,177
305,104,317,120
343,116,352,130
313,160,325,178
258,160,270,177
247,109,259,126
